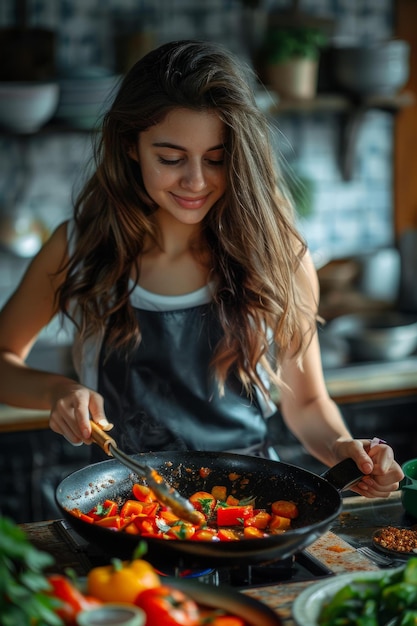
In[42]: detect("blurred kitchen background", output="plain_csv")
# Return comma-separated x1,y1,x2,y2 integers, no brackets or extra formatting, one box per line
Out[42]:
0,0,416,522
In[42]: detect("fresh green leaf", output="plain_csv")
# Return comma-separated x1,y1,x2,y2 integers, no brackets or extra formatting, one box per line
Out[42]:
132,540,148,560
238,495,256,506
0,516,64,626
260,26,327,64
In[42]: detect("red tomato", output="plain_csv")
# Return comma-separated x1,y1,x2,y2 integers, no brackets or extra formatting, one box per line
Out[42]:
47,574,102,625
135,585,200,626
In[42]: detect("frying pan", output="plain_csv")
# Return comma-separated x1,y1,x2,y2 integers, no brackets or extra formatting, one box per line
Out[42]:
55,451,361,569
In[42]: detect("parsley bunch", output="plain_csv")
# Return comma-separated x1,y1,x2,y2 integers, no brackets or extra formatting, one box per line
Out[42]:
0,516,63,626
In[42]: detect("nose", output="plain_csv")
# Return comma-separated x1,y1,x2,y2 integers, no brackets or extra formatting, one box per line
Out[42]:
180,160,207,191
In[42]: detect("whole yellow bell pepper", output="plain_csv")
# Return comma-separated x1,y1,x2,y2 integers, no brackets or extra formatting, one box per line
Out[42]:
87,556,160,604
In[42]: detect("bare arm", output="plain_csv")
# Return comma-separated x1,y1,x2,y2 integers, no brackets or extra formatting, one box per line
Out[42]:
279,249,403,497
0,222,108,442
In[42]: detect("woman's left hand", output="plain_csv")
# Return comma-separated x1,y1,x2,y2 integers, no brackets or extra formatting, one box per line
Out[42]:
334,438,404,498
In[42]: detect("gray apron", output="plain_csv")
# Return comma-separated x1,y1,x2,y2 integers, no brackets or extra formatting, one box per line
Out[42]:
94,303,270,462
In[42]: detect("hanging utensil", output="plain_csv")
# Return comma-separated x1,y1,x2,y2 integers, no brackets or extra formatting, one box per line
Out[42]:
89,421,200,525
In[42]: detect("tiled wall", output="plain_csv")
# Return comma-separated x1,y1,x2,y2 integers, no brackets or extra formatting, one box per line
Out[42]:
0,0,396,322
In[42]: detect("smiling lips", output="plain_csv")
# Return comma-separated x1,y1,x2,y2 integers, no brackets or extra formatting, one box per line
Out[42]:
171,193,210,210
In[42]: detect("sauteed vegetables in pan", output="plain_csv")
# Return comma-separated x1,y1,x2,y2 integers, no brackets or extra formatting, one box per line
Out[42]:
68,476,299,541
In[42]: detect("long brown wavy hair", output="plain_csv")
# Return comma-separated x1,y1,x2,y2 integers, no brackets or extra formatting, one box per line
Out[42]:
58,39,315,399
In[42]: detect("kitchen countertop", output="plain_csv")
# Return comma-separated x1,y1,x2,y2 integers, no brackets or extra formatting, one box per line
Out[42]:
20,491,411,626
1,357,416,433
323,355,417,403
0,405,50,432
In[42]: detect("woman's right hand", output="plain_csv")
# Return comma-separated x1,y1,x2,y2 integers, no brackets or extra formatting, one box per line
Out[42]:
49,381,112,445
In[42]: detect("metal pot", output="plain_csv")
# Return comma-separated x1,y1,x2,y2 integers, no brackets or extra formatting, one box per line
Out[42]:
327,311,417,361
55,451,361,568
331,39,410,96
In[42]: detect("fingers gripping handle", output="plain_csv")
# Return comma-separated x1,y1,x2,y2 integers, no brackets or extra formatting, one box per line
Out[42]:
90,421,117,456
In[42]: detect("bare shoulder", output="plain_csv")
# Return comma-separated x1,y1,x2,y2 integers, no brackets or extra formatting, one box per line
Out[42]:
292,247,320,316
24,220,70,284
27,221,70,281
39,221,69,263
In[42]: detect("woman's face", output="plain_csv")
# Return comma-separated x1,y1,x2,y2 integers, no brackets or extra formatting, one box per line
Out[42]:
134,108,227,226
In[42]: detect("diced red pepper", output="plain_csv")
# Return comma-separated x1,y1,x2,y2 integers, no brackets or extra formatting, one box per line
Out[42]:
269,514,292,531
120,500,144,518
141,502,160,517
243,526,266,539
95,515,123,530
217,528,240,541
133,516,159,535
159,510,180,525
122,519,141,534
192,528,219,542
216,505,253,527
70,508,95,524
132,483,157,503
88,499,119,520
244,510,271,530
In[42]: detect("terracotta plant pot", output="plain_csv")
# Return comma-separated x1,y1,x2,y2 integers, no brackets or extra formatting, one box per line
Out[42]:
265,57,318,99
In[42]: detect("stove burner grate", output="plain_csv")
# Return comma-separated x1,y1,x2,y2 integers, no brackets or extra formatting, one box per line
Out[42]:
54,520,333,588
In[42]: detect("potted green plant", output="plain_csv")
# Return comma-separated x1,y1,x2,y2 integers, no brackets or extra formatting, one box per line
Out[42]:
258,26,327,99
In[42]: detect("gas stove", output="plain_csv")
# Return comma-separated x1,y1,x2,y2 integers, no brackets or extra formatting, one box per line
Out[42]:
54,519,333,589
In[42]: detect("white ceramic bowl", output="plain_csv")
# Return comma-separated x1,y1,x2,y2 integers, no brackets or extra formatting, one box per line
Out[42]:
0,81,60,133
292,567,404,626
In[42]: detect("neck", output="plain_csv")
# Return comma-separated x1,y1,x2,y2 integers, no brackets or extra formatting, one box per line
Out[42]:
148,211,203,258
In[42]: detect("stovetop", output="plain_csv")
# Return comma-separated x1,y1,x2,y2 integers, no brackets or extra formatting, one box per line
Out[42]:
54,519,333,589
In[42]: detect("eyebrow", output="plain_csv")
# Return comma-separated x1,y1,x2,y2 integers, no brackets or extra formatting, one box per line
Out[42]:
152,142,224,152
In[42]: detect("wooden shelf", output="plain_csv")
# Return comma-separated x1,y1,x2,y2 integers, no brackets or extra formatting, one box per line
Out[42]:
261,90,415,114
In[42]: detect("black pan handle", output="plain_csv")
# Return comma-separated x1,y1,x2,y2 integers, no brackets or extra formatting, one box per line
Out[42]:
321,458,364,492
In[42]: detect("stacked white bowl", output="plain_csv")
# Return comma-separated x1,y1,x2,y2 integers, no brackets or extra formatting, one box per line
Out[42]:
0,81,60,133
55,66,122,130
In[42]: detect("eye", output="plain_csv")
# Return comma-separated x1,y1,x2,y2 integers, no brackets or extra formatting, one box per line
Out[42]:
157,156,182,165
207,158,224,166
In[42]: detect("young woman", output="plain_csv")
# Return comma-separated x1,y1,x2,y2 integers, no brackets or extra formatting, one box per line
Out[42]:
0,40,402,497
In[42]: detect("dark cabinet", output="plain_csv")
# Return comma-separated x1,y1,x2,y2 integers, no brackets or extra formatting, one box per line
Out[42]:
339,394,417,466
0,428,90,523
